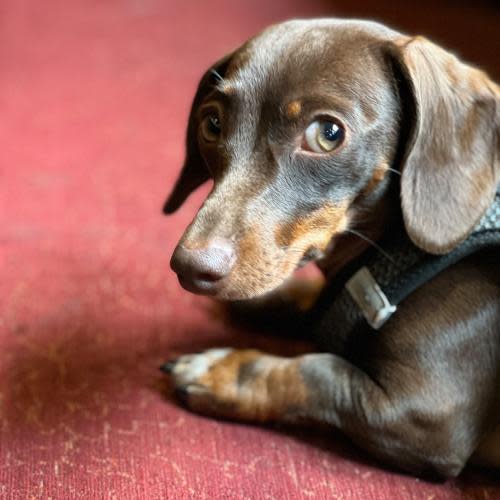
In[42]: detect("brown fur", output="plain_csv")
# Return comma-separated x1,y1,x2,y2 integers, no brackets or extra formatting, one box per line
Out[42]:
275,203,348,250
195,350,308,422
392,36,499,254
163,19,500,479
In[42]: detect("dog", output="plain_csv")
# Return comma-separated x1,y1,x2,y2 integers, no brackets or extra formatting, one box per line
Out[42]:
160,19,500,478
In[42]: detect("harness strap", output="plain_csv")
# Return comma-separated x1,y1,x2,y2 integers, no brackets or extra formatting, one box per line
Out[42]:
311,186,500,349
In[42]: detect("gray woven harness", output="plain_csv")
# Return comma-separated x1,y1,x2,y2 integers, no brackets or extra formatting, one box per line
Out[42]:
312,186,500,347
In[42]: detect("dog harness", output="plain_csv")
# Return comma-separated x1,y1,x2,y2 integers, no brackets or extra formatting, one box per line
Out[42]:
312,186,500,345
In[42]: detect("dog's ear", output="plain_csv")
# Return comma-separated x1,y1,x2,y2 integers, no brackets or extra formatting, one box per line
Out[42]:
163,54,233,214
388,36,499,254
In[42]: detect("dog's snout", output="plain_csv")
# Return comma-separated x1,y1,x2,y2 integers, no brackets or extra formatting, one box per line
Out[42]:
171,238,236,294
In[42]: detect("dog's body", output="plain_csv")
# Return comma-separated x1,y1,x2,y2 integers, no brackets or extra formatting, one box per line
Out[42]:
161,19,500,478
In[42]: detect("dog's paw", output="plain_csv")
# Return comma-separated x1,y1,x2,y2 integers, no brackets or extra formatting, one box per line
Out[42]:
160,348,251,419
160,348,300,422
160,348,233,386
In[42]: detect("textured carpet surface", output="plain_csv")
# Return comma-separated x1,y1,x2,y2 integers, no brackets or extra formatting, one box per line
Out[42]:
1,1,499,498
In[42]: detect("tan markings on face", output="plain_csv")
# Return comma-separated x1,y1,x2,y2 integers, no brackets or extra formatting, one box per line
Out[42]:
236,227,261,267
275,203,349,252
286,100,302,119
217,205,348,300
197,350,308,422
224,227,291,299
362,162,389,195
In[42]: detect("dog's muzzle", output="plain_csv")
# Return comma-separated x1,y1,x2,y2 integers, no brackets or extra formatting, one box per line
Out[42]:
170,237,236,294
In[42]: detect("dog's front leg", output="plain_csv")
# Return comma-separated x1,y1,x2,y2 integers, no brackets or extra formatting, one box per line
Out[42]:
162,349,469,478
162,349,308,422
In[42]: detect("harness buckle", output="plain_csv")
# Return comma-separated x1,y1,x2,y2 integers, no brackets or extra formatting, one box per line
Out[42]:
345,266,397,330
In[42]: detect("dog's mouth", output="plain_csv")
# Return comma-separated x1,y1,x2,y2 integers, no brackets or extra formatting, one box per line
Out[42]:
176,272,224,296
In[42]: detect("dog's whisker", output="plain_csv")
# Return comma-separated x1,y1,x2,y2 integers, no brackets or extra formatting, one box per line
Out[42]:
386,167,401,176
210,68,224,82
345,229,396,265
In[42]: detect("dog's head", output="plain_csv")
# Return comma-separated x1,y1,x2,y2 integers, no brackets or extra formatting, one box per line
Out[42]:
165,19,499,301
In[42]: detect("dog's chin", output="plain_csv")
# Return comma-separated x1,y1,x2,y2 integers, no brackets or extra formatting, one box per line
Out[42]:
216,285,283,302
176,271,297,302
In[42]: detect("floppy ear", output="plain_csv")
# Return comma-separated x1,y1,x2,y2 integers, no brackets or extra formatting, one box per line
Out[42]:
389,36,499,254
163,54,234,214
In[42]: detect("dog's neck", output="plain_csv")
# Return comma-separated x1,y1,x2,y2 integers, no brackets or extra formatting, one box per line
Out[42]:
317,188,399,280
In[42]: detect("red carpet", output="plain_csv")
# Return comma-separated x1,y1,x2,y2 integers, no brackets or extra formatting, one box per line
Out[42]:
2,1,499,498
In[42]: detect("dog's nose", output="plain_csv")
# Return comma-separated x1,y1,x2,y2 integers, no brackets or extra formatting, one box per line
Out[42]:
170,238,235,293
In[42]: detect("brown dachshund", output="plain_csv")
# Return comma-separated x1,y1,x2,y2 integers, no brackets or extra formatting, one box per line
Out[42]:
161,19,500,478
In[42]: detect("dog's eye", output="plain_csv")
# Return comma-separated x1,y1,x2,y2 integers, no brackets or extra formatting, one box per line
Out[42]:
303,120,344,153
200,114,222,143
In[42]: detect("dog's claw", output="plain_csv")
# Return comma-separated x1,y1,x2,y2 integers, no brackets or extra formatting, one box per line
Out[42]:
174,385,190,404
175,384,208,405
159,360,177,374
